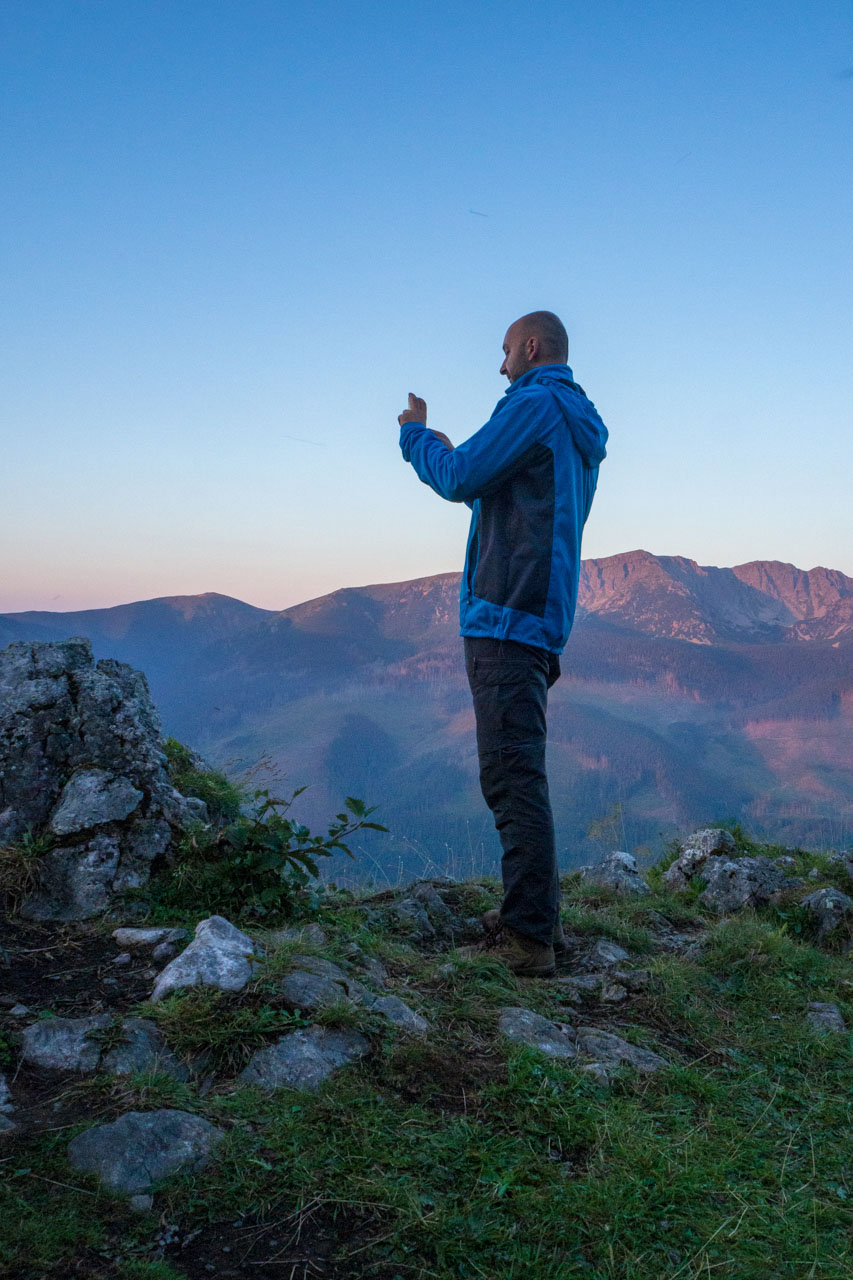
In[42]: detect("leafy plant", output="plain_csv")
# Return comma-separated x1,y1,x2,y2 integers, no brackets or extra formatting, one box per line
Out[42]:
141,789,387,920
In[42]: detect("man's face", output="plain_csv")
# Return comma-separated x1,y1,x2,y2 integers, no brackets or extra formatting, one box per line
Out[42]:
499,323,532,383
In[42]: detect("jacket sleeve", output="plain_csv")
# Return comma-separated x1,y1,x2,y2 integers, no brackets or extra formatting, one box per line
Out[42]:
399,390,551,503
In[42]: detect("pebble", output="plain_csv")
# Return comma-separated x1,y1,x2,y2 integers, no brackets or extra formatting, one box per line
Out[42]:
113,952,132,966
9,1004,29,1016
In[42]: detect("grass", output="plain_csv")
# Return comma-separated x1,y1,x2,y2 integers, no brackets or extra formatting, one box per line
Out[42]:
3,860,853,1278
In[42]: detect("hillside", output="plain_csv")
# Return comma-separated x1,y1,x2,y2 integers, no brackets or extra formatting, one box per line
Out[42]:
2,836,853,1279
3,553,852,873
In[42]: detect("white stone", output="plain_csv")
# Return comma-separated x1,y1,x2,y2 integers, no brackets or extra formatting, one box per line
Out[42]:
151,916,261,1001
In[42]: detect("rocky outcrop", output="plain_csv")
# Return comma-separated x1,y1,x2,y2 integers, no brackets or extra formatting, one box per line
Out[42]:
664,828,798,912
0,639,204,920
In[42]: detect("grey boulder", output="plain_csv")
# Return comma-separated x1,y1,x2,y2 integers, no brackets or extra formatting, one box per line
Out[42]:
498,1007,577,1059
239,1027,369,1092
21,1015,186,1079
22,1014,111,1072
579,850,651,896
68,1109,224,1195
21,836,122,922
151,916,261,1001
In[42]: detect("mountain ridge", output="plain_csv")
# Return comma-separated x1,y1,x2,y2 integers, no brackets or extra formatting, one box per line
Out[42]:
3,551,851,863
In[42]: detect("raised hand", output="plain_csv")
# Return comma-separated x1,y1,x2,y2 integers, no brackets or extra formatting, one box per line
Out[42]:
398,393,427,426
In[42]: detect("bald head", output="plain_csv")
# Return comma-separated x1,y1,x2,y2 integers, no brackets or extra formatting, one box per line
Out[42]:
500,311,569,382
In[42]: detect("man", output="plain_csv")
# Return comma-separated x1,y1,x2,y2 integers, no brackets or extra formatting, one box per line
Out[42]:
398,311,608,977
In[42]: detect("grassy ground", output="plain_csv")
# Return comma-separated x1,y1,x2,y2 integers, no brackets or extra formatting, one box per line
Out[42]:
1,861,852,1279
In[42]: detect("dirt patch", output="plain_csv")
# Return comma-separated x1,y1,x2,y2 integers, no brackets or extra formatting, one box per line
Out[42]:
0,917,155,1018
384,1040,507,1116
161,1203,397,1279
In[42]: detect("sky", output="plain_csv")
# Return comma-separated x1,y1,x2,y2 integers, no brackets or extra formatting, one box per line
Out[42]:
1,0,852,614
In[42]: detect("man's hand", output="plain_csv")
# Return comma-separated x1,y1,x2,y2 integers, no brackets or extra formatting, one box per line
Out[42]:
398,393,427,426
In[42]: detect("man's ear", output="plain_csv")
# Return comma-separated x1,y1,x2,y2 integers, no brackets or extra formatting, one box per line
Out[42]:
526,335,539,361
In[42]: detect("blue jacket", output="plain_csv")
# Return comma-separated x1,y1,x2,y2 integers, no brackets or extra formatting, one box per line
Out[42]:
400,364,608,653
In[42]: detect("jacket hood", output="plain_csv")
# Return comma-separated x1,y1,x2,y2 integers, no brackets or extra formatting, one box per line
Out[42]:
509,364,608,468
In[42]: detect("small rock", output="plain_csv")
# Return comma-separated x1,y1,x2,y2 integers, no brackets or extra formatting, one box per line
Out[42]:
775,856,797,869
412,883,456,931
279,970,350,1012
151,916,261,1001
800,888,853,944
583,939,630,970
99,1018,189,1080
239,1027,369,1092
9,1003,30,1016
0,1116,16,1134
391,898,436,940
579,850,651,896
0,1072,14,1115
112,927,189,950
808,867,821,881
613,969,652,992
264,923,328,948
555,973,628,1003
279,955,372,1012
806,1002,848,1034
129,1194,154,1212
22,1014,111,1072
575,1027,668,1074
663,829,737,890
113,953,132,967
371,994,428,1033
68,1109,224,1195
498,1007,576,1059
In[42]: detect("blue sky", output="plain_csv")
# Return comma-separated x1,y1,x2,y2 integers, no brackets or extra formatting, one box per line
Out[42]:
2,0,851,612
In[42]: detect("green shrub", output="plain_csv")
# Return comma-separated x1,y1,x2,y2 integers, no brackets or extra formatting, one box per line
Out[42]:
141,788,386,920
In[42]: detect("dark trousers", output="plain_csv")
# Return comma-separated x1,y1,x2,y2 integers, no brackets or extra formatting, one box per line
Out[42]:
464,636,561,946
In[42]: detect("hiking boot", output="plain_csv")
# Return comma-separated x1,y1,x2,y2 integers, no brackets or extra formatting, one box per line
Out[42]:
473,915,556,977
482,908,568,955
